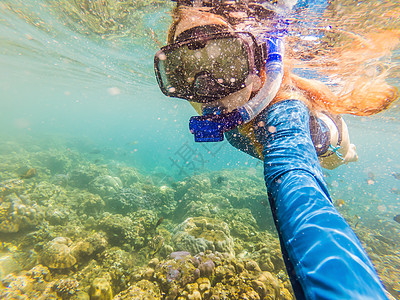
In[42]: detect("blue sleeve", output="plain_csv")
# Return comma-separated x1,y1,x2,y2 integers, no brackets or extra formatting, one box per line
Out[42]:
254,100,389,300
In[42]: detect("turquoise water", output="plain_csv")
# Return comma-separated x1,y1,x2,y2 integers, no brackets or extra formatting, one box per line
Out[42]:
0,0,258,175
1,0,400,299
2,0,400,211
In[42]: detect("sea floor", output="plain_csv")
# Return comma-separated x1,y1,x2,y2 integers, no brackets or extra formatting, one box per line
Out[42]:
0,136,399,299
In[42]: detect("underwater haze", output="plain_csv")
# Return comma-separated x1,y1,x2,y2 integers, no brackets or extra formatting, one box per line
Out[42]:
1,0,400,299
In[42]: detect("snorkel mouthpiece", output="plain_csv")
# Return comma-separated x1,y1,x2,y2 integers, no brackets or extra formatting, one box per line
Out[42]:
189,109,245,142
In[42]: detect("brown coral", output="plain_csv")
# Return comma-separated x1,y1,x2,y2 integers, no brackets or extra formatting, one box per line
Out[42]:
39,237,77,270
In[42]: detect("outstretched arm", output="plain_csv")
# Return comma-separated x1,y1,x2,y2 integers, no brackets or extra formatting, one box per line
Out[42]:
254,99,388,300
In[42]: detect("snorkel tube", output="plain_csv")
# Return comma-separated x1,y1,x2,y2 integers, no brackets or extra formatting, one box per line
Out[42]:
189,34,284,142
239,35,284,122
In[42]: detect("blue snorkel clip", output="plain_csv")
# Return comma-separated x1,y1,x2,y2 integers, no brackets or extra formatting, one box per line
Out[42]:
189,108,247,142
189,33,285,142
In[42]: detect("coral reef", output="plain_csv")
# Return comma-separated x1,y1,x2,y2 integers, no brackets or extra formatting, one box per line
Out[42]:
89,277,113,300
77,191,105,217
41,151,72,175
89,175,123,199
0,143,398,299
114,280,161,299
353,226,400,298
0,193,41,233
38,237,77,270
111,182,176,215
70,232,108,263
117,167,143,187
53,278,80,299
0,265,55,299
0,253,21,280
95,211,156,249
0,179,25,197
30,181,67,205
123,251,292,300
68,164,107,189
172,217,235,256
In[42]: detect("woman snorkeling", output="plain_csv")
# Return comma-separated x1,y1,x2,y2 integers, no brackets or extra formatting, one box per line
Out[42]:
154,0,398,298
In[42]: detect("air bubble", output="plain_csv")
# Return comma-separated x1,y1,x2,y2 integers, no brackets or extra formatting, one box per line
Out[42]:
158,52,167,60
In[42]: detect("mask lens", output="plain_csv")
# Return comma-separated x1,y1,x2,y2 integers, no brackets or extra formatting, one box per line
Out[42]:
155,34,253,102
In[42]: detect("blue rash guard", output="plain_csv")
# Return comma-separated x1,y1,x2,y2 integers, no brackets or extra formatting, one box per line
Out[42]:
250,100,389,299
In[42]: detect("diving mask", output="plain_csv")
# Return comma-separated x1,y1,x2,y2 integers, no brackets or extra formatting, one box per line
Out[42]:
154,25,264,103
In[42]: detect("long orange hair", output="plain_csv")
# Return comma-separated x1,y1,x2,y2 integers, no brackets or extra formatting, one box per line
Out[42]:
287,28,399,116
169,6,399,116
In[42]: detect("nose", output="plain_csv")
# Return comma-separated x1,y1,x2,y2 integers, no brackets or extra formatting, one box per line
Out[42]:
193,71,227,101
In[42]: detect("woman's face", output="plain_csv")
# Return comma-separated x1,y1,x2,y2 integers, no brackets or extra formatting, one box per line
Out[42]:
171,9,263,111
